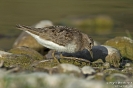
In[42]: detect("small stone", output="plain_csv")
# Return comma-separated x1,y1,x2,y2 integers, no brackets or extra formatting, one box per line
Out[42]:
103,62,110,69
81,66,96,75
57,64,82,77
121,67,133,76
90,72,104,81
100,45,121,67
125,63,131,67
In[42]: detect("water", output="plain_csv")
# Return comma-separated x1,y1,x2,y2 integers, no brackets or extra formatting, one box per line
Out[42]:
0,0,133,50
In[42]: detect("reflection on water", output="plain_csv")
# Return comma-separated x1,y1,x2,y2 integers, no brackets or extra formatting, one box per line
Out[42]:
0,0,133,50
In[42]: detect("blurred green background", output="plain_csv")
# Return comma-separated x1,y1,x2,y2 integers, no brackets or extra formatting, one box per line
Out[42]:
0,0,133,50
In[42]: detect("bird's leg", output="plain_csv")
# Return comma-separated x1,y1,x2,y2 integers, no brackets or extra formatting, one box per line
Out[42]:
52,50,60,64
60,53,64,59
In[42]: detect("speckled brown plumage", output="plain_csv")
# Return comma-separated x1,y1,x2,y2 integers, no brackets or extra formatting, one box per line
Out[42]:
16,24,94,58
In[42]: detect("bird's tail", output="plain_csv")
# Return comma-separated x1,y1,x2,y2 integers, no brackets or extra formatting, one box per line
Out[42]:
16,24,34,31
16,24,41,35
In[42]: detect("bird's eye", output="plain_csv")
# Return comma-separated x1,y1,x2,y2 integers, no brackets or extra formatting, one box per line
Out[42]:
90,43,92,45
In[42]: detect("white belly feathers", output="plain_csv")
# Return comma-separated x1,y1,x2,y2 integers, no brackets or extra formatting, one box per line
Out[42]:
26,31,76,53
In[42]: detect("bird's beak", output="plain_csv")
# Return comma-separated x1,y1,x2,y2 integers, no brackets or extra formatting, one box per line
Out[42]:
86,47,93,59
89,49,93,59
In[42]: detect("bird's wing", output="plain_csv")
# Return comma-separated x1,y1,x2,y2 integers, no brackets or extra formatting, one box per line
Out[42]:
39,26,75,46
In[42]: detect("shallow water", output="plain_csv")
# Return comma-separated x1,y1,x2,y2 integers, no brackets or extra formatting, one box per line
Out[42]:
0,0,133,50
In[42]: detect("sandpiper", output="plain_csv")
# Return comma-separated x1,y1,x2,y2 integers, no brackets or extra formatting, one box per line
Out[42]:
16,25,94,63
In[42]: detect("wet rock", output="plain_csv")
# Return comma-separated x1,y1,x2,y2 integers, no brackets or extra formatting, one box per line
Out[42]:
13,20,53,53
105,36,133,60
92,45,121,67
47,45,121,67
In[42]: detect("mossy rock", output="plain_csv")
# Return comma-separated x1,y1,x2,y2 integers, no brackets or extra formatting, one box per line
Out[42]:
9,46,44,60
103,68,120,75
1,54,33,69
33,57,91,68
105,36,133,60
105,73,128,82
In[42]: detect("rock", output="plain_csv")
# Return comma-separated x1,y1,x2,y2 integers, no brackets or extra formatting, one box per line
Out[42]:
103,62,110,69
106,73,128,81
91,72,104,81
66,80,106,88
13,31,45,52
33,20,53,28
57,64,82,77
103,68,120,75
49,45,121,67
32,56,91,69
121,67,133,76
0,47,44,69
0,72,110,88
0,50,12,57
81,66,96,75
121,61,133,76
13,20,53,53
0,50,34,68
94,41,101,46
125,63,131,67
102,45,121,67
105,36,133,60
9,46,44,60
